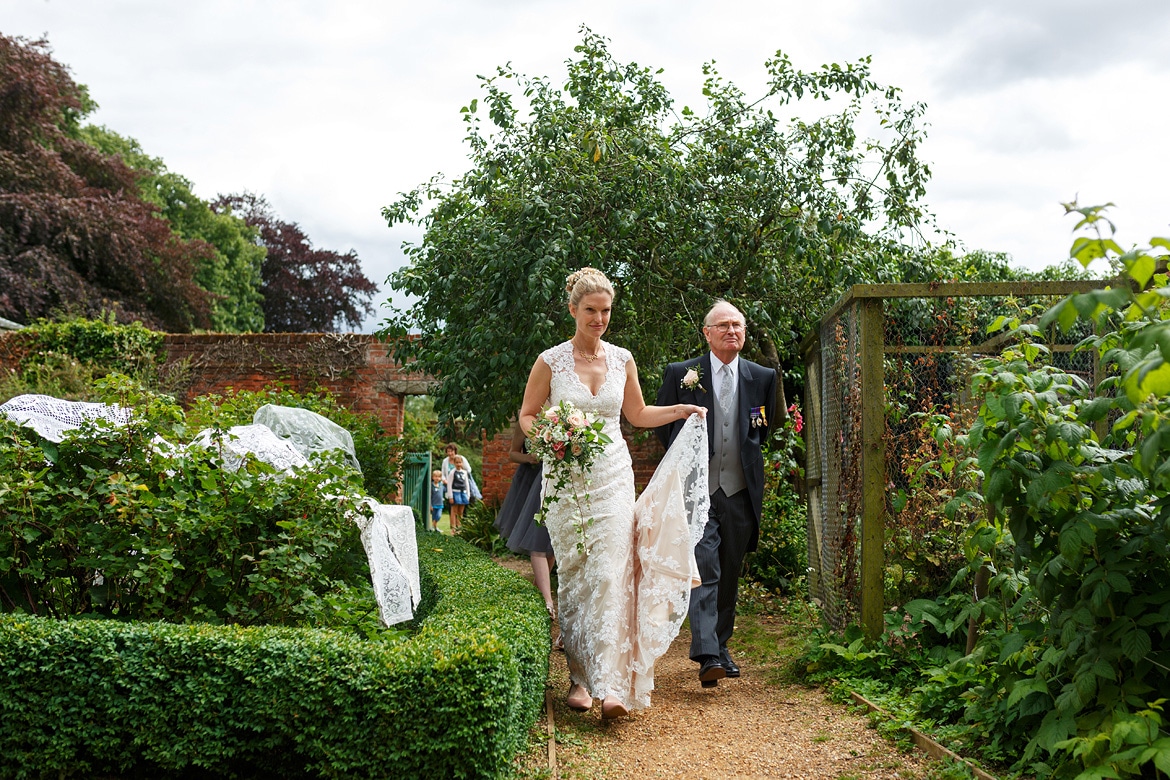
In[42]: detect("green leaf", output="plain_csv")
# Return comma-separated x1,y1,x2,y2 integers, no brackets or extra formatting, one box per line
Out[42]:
38,440,58,464
1120,629,1151,662
1143,737,1170,773
1126,361,1170,404
1071,236,1121,267
1078,396,1113,423
1055,299,1079,332
1035,711,1076,752
1007,677,1050,708
1127,253,1157,288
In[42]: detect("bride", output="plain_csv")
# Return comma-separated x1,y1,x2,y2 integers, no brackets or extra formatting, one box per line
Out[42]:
519,267,707,719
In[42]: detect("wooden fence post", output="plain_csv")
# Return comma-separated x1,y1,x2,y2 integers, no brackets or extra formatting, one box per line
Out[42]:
859,298,886,639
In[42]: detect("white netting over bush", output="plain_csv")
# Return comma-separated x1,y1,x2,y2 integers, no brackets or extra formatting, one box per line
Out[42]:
253,404,361,473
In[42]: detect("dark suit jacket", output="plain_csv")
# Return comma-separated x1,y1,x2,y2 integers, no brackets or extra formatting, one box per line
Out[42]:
656,353,777,551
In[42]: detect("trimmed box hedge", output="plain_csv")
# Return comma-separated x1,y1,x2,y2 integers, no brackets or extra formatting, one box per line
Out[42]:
0,534,549,779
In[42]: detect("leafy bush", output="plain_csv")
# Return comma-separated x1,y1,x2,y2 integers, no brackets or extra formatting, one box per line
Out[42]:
949,205,1170,778
796,207,1170,780
0,376,373,629
186,385,404,501
746,402,808,594
0,313,171,403
0,535,549,778
8,314,165,370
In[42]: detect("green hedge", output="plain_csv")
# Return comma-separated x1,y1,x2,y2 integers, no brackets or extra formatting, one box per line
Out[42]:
0,535,549,779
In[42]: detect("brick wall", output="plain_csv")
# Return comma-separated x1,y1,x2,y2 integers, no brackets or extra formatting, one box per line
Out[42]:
480,430,516,505
163,333,427,435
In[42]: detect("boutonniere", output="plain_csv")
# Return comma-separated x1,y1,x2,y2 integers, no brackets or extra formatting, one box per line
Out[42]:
750,406,768,428
680,365,705,393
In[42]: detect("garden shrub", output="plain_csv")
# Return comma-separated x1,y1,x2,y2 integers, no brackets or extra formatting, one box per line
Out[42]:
0,376,373,629
186,386,403,502
0,536,549,778
949,207,1170,778
798,208,1170,780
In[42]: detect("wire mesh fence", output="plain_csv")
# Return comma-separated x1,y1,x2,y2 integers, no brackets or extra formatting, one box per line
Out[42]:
801,281,1109,633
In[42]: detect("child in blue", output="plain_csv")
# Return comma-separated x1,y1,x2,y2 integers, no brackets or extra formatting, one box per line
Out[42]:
429,469,444,532
445,455,471,533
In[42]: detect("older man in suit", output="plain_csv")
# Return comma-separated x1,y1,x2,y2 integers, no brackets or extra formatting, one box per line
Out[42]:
656,300,777,687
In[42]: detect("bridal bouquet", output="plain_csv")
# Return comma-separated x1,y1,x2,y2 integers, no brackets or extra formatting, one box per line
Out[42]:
528,399,612,553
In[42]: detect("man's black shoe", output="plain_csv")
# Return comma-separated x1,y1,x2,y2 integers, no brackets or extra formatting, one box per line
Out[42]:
698,656,726,688
721,650,740,678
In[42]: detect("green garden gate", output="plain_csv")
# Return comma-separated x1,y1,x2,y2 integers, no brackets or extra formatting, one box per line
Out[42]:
401,452,432,531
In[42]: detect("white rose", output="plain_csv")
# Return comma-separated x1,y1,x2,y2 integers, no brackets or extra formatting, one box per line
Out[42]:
683,368,700,387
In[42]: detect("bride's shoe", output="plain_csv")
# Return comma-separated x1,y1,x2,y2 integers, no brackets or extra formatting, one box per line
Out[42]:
566,683,592,712
600,696,628,720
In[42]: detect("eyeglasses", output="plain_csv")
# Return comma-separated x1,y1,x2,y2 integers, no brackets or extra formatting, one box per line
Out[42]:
707,321,746,333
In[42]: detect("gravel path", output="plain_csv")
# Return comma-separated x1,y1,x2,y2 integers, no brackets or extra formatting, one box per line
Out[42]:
497,558,933,779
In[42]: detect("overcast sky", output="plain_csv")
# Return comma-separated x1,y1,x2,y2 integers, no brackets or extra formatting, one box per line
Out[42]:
4,0,1168,332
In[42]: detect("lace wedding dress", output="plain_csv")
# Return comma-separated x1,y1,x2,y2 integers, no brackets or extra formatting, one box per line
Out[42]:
541,341,708,710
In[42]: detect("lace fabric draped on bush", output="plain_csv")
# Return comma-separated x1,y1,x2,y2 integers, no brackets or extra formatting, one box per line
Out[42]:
0,394,131,442
541,341,708,710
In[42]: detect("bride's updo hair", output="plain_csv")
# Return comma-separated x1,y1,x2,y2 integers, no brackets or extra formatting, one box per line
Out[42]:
566,267,615,307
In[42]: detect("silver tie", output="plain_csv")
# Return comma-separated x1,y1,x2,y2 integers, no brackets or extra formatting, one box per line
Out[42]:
720,364,734,415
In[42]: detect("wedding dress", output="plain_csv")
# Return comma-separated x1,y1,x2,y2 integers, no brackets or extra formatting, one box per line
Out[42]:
541,340,709,710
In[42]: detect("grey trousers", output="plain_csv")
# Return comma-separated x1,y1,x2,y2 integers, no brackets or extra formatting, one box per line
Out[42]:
689,487,753,661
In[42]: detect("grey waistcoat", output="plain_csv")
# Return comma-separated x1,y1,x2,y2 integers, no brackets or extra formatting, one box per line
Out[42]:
709,383,747,497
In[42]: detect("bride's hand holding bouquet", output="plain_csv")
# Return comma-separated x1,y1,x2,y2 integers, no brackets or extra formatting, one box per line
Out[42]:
527,399,612,553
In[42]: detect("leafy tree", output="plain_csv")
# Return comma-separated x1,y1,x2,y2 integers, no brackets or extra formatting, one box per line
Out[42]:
77,126,266,332
381,29,934,435
214,192,377,333
0,34,212,331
